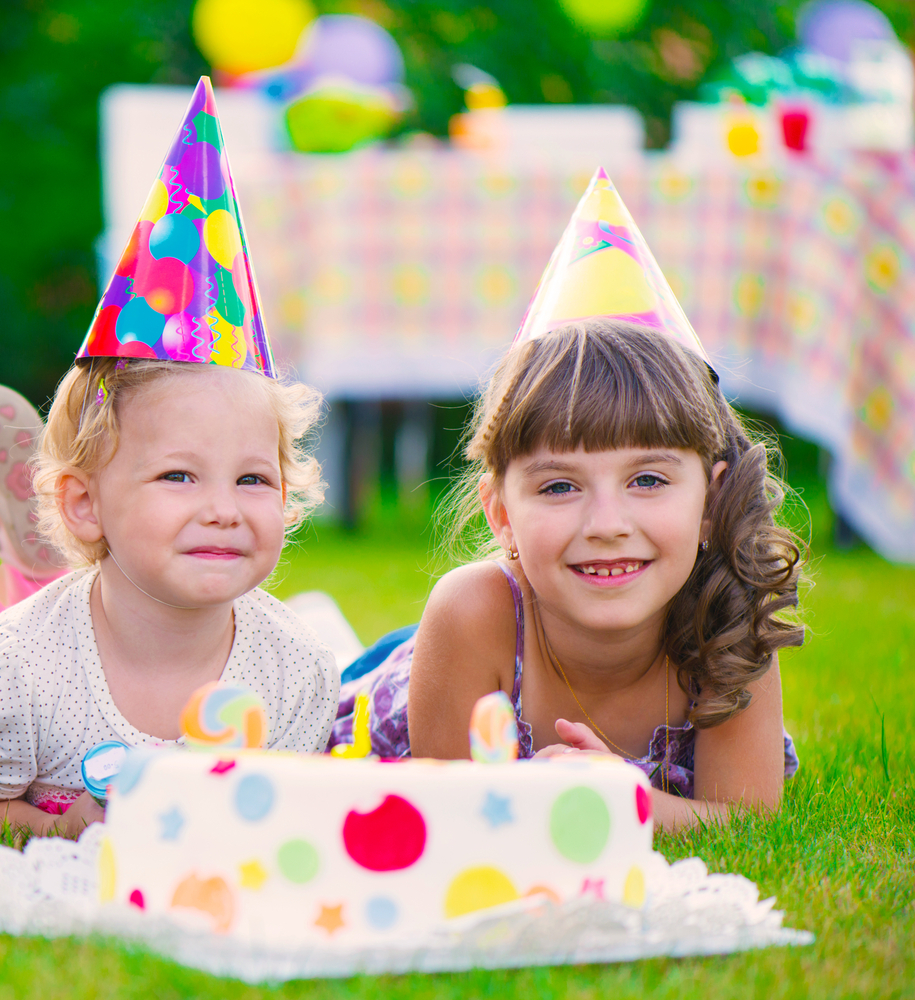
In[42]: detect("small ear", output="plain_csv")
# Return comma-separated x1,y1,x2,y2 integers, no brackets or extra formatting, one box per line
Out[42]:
700,460,729,543
709,460,728,493
57,471,104,544
478,474,513,551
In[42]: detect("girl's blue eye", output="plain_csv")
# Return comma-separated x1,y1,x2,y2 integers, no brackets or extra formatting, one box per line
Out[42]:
162,472,190,483
632,474,667,489
238,474,265,486
539,481,575,495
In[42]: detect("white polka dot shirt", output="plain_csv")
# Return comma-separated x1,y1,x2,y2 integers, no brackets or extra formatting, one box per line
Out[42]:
0,569,340,802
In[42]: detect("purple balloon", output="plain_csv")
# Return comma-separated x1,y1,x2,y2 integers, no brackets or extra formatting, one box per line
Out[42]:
177,141,225,200
184,266,217,318
797,0,896,63
101,274,133,310
300,15,404,87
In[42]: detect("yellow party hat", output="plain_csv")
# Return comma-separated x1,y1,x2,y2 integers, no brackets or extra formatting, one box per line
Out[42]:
515,168,709,363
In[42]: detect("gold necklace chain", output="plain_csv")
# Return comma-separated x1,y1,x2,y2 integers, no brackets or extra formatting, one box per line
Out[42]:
548,644,671,796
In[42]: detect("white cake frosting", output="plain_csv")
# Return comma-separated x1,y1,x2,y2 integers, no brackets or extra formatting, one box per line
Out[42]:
99,748,655,947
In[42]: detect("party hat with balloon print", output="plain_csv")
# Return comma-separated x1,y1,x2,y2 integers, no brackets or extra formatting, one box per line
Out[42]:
514,167,710,363
77,77,276,376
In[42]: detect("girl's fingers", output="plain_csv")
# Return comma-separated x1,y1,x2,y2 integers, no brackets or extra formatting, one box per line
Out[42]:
554,718,608,752
532,743,573,758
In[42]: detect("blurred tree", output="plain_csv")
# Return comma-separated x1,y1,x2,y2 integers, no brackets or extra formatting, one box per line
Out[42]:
0,0,205,406
2,0,913,403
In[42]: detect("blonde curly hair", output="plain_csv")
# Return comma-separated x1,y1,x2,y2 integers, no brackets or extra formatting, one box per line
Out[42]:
32,359,325,567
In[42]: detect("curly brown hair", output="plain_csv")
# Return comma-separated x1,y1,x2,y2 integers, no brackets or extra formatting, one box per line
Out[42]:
452,319,804,729
33,358,325,567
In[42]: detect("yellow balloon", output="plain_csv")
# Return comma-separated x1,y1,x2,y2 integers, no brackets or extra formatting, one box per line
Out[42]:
727,123,760,157
207,308,247,368
551,247,655,321
192,0,315,75
559,0,650,35
203,209,243,270
139,180,169,223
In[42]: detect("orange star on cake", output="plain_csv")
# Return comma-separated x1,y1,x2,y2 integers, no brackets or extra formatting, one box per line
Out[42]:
315,903,345,935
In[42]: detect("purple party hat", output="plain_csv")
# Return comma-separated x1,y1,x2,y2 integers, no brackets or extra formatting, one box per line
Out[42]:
77,77,276,376
514,168,709,363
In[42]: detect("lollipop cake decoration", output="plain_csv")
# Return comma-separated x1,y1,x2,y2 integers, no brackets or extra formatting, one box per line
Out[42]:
180,681,269,749
469,691,519,763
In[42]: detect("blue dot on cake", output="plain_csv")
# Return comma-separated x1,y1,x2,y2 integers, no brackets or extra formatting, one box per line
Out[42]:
235,774,275,821
159,806,185,841
366,896,399,930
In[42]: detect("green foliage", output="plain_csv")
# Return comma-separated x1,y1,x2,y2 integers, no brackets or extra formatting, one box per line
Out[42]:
0,0,206,405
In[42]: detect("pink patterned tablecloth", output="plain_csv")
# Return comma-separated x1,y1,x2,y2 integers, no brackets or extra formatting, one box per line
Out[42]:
244,150,915,562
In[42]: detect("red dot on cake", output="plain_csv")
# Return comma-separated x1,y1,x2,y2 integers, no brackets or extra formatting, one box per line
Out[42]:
342,794,426,872
128,888,145,910
636,784,651,825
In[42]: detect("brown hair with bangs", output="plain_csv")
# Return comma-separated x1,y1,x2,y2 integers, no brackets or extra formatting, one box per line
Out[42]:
453,319,804,729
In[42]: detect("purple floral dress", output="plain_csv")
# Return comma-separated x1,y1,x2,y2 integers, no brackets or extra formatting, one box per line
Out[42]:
328,564,800,798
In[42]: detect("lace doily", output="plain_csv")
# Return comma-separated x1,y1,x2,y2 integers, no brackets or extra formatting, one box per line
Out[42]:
0,826,813,982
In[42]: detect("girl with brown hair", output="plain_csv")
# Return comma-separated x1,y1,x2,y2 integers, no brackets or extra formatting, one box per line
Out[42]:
329,171,804,831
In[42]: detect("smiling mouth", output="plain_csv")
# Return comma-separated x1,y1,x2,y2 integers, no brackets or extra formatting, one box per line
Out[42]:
185,547,244,558
571,560,648,578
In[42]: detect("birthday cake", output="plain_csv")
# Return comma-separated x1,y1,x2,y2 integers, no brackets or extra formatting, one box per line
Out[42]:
98,749,654,947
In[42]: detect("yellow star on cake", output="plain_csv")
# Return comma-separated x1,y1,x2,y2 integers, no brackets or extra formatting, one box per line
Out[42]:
238,860,268,891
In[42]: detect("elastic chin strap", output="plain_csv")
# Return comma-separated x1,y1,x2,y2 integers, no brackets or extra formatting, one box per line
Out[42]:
105,547,196,611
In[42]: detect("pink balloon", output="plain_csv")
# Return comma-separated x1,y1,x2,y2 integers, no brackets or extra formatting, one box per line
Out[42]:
162,312,201,362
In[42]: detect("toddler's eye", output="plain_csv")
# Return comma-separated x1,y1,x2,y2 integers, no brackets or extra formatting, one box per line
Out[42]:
631,474,667,489
538,481,575,496
161,471,191,483
238,474,266,486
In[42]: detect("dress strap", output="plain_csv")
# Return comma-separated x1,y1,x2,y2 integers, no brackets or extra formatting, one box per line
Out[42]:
495,562,533,757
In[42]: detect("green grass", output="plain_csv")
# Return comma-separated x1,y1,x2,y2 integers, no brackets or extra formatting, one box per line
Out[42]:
2,483,913,999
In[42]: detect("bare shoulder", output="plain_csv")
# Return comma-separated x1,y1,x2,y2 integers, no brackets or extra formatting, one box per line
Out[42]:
423,561,517,635
409,561,519,758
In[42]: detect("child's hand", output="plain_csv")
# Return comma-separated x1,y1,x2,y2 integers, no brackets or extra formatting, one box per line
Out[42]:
53,791,105,837
532,719,626,761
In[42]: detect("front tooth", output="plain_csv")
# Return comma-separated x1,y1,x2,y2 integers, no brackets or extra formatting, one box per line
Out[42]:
624,564,636,573
610,566,624,577
596,567,610,577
